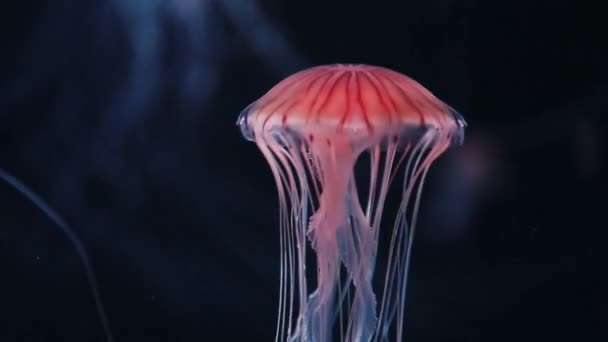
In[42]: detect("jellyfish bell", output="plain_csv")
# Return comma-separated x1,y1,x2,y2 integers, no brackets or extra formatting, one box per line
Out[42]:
237,64,465,342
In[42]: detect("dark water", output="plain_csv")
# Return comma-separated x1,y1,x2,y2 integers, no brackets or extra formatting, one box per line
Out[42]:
1,1,605,341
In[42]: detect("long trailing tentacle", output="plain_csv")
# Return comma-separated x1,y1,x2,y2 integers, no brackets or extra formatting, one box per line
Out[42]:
254,137,293,342
257,125,454,342
0,168,115,342
395,133,451,341
377,132,432,340
373,130,452,341
259,129,330,342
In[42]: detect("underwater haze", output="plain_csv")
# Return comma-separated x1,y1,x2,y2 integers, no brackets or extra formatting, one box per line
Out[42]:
1,0,606,341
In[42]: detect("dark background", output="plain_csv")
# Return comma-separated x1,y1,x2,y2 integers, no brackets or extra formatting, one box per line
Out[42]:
1,0,606,341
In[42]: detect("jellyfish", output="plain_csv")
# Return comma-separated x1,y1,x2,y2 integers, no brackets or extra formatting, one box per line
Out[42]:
237,64,466,342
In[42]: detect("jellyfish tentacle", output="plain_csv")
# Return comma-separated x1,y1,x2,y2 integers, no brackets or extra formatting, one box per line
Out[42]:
255,138,289,341
0,169,115,342
303,134,358,342
257,131,307,342
395,133,451,341
365,144,381,221
371,138,400,246
375,132,432,340
339,178,378,342
303,236,339,342
391,133,434,339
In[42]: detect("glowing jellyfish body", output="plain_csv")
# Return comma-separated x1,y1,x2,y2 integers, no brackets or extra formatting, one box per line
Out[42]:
237,64,466,342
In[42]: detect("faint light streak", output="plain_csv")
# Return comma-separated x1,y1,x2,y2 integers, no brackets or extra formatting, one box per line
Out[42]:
220,0,306,73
